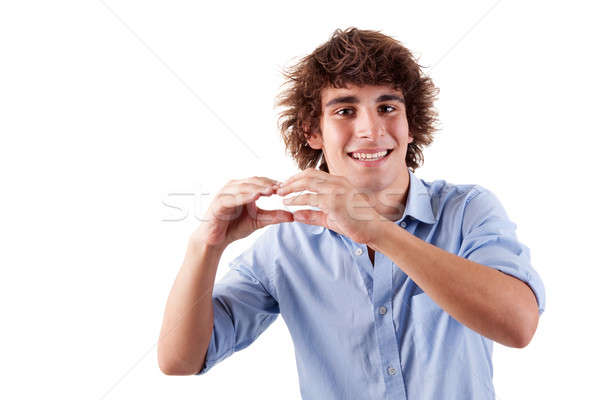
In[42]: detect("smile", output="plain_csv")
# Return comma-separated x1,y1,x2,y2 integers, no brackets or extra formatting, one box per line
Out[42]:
346,149,393,166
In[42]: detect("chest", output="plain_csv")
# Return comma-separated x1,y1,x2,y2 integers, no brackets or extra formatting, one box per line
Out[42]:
368,246,375,267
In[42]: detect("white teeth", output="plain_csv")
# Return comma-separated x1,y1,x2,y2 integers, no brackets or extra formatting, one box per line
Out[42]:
350,150,389,160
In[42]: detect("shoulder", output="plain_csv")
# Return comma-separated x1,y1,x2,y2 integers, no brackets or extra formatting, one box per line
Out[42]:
429,178,484,203
426,177,510,230
419,175,488,216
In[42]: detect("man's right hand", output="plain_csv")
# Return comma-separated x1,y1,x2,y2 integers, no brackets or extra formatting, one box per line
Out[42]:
191,176,293,249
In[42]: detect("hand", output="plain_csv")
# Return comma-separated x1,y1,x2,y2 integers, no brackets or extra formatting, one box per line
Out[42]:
276,168,384,244
192,176,294,248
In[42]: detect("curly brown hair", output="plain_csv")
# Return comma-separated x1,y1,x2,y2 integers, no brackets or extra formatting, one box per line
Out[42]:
276,27,439,173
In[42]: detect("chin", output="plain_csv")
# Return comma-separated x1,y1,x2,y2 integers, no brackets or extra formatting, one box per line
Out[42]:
353,176,393,193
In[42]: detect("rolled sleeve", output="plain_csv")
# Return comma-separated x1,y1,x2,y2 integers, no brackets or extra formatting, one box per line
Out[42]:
457,187,546,315
196,259,280,375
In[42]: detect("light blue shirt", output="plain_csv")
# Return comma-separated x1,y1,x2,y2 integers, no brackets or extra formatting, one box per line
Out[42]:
197,170,546,400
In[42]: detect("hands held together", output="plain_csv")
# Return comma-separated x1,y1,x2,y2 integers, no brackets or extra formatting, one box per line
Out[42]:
192,168,392,249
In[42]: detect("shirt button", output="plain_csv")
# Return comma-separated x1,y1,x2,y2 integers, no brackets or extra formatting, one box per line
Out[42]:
355,248,363,256
387,366,397,376
400,221,407,228
378,306,387,315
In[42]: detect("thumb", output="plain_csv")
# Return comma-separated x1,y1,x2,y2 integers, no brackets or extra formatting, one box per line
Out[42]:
255,208,294,228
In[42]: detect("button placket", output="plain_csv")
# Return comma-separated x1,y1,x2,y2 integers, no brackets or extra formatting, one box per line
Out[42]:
371,258,407,398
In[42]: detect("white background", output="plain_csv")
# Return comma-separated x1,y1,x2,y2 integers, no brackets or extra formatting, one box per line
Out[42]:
1,0,598,399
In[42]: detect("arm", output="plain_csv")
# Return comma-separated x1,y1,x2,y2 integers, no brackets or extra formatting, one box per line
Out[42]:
368,221,539,348
158,176,291,375
157,239,225,375
276,169,543,348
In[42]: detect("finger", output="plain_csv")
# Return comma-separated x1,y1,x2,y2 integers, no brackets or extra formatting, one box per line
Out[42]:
216,192,257,211
222,183,275,202
277,176,331,196
245,176,282,188
279,168,323,188
215,184,267,210
255,208,294,228
211,192,259,220
233,181,277,193
292,210,327,227
282,193,322,208
279,168,322,191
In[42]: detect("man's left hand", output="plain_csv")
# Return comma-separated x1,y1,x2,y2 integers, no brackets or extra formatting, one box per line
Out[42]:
276,168,385,244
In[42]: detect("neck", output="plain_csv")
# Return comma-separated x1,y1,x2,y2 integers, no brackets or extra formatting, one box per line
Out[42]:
369,168,411,222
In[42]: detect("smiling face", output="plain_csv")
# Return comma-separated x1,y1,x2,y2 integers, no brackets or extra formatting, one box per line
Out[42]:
306,84,414,195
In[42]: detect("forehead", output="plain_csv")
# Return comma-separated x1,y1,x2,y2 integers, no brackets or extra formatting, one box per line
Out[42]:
320,83,403,104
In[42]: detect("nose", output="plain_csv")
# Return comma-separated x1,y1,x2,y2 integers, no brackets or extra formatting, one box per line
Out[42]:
355,107,383,139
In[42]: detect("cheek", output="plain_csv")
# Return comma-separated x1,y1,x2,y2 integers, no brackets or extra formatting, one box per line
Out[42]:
325,119,350,134
322,122,351,150
324,138,347,158
385,119,410,141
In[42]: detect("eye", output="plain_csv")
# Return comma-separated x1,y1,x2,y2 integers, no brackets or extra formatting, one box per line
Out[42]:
378,105,396,113
334,108,355,117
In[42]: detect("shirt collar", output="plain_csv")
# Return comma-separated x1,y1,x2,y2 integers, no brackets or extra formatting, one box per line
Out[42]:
302,169,436,236
394,169,436,225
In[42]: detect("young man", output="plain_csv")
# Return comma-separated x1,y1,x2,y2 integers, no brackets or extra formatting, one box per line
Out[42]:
158,28,546,399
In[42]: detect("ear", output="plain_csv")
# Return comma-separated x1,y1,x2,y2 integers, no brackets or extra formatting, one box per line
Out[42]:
408,132,414,144
305,128,323,150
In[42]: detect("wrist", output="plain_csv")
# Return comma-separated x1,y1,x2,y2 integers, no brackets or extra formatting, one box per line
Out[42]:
366,218,395,250
187,236,228,256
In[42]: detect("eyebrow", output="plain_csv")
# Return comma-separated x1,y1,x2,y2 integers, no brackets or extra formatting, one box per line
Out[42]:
324,94,405,108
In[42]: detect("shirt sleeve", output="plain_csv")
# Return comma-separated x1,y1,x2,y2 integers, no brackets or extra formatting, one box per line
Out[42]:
196,244,280,375
457,186,546,315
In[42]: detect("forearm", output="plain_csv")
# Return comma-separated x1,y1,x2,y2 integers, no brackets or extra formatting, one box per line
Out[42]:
158,238,226,375
368,221,539,348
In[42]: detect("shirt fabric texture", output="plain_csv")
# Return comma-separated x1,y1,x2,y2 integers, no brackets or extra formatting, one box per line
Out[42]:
196,170,546,400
